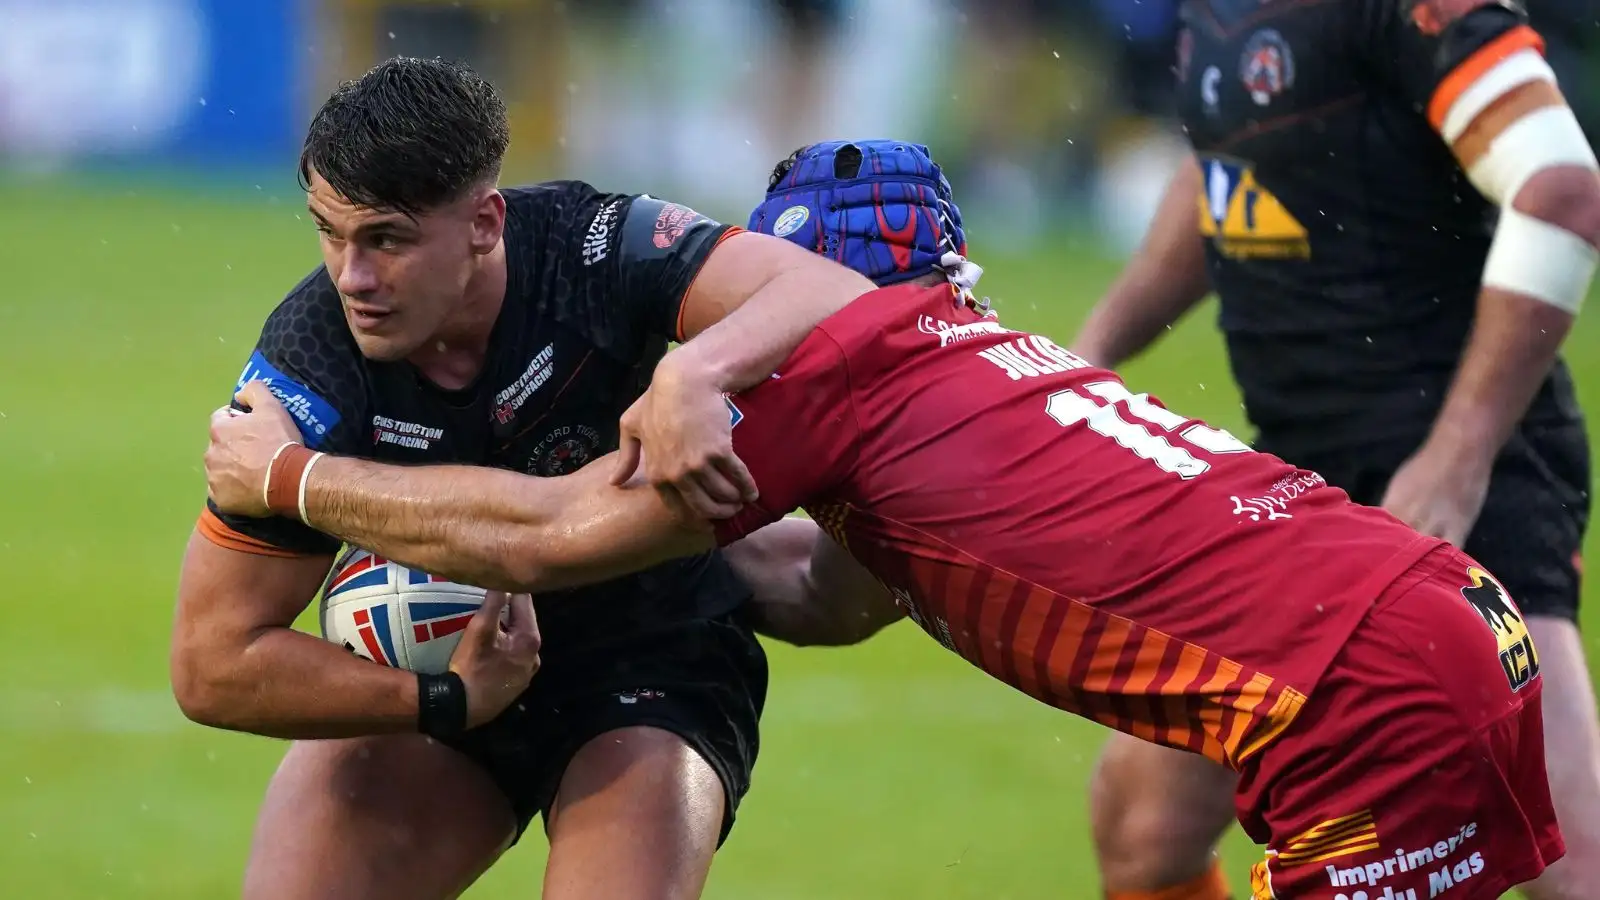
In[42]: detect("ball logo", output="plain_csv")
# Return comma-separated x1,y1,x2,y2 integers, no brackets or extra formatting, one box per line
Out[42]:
773,205,810,238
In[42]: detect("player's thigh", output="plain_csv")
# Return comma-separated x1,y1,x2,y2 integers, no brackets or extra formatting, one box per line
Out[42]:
1244,555,1561,899
542,725,728,900
1091,732,1238,885
1526,616,1600,854
243,735,515,900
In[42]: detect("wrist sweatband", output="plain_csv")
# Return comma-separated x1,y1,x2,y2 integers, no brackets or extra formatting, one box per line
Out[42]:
416,671,468,740
265,443,324,524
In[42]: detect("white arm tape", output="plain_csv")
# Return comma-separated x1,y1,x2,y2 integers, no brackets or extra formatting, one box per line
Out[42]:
1440,49,1555,144
1465,104,1600,204
1482,207,1597,314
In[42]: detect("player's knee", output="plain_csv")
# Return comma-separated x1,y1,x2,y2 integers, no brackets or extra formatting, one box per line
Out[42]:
1090,736,1236,889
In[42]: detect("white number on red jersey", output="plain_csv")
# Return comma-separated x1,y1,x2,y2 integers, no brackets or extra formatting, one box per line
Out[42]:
1045,380,1251,479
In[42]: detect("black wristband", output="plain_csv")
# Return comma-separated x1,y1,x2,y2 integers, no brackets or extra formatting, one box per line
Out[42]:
417,671,468,740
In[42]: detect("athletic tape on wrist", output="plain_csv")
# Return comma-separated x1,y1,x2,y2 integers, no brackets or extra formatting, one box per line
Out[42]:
265,444,322,522
417,671,468,740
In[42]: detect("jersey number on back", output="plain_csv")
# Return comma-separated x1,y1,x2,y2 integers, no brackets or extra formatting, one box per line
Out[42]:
1046,381,1251,478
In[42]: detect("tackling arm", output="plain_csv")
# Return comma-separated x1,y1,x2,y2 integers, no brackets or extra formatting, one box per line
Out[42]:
1071,155,1212,369
721,517,903,647
267,447,717,593
170,534,420,739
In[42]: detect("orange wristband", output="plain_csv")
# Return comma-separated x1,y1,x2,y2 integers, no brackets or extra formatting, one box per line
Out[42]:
266,444,319,521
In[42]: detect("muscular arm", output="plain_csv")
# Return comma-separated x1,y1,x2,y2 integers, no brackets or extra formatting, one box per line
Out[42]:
721,517,903,647
1427,79,1600,465
170,532,419,739
1071,155,1212,369
672,231,875,390
290,452,716,593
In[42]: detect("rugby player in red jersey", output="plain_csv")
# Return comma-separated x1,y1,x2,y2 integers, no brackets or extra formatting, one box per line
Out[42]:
207,141,1563,899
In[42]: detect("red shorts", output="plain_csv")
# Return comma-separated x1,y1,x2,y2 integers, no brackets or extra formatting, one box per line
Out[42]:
1235,546,1563,899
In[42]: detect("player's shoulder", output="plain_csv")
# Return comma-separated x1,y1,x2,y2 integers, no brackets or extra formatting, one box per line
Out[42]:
240,265,368,448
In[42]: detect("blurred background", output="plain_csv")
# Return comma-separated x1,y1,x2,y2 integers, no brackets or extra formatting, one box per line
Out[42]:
2,0,1600,897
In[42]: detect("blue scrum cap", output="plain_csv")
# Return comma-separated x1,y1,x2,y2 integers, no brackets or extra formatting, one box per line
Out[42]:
747,140,968,286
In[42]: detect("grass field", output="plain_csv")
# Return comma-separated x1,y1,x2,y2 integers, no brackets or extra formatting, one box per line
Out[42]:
2,175,1598,899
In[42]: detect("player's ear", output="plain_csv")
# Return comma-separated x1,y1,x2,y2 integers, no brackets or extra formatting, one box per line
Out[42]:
468,186,506,255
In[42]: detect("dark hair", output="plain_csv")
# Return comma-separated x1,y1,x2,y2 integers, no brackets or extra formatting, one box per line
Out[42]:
768,143,863,190
298,56,510,216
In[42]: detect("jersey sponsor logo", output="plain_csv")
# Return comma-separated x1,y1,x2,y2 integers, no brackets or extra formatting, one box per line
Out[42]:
1323,822,1483,900
236,350,341,448
1197,157,1310,260
582,199,623,266
529,423,603,476
773,204,810,238
371,415,444,451
652,201,705,250
1240,28,1295,106
977,333,1090,380
918,313,1008,347
493,344,556,425
724,395,743,428
1230,471,1326,521
1460,566,1540,692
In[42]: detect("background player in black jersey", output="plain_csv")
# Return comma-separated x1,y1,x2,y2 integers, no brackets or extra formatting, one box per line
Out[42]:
167,57,874,900
1072,3,1600,898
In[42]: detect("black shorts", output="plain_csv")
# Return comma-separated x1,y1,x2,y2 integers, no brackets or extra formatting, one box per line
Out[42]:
441,614,768,847
1259,419,1591,623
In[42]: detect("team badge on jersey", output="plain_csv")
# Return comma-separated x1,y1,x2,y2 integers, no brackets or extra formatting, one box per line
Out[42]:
1239,29,1294,106
1196,157,1309,260
1460,567,1540,692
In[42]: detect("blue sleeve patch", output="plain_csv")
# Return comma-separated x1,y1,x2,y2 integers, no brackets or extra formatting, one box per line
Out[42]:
724,395,743,429
235,350,342,448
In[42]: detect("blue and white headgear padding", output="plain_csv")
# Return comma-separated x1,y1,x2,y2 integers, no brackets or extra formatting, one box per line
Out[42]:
748,140,982,293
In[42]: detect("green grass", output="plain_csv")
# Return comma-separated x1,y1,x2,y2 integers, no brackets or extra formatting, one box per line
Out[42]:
1,177,1596,898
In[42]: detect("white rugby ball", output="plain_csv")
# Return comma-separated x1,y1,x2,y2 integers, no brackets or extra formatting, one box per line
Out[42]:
318,546,487,675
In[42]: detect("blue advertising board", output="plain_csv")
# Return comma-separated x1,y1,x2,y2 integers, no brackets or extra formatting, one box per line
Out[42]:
0,0,303,166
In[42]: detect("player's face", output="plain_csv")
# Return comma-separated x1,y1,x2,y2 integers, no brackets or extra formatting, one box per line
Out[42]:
306,170,503,362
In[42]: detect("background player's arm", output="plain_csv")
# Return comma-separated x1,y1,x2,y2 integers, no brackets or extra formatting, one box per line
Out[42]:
1071,155,1211,369
170,535,422,738
1363,2,1600,541
721,517,903,647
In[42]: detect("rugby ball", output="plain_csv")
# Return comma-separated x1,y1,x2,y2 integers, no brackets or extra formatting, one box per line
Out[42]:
318,546,487,674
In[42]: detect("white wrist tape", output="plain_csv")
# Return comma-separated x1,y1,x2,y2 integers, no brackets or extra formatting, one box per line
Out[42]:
298,452,325,526
1483,207,1598,314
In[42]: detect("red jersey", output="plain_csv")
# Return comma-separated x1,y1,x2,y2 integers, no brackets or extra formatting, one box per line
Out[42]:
714,283,1442,769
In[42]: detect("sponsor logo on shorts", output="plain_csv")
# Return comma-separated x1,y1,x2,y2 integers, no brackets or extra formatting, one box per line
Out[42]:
493,344,555,425
977,334,1090,380
371,415,444,451
1322,822,1486,899
1460,567,1540,693
616,688,666,705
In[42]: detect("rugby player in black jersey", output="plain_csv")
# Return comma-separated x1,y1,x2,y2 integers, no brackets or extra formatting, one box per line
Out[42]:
1072,2,1600,897
168,57,873,900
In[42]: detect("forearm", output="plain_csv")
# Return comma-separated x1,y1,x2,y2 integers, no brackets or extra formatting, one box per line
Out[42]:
278,451,711,592
723,517,899,647
1426,288,1574,462
679,251,872,392
1073,157,1211,368
182,627,419,739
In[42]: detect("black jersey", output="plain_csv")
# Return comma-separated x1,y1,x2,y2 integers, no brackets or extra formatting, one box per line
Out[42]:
203,181,750,645
1175,0,1581,456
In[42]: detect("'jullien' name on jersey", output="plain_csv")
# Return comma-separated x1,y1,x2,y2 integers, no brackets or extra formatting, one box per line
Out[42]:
977,334,1092,380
